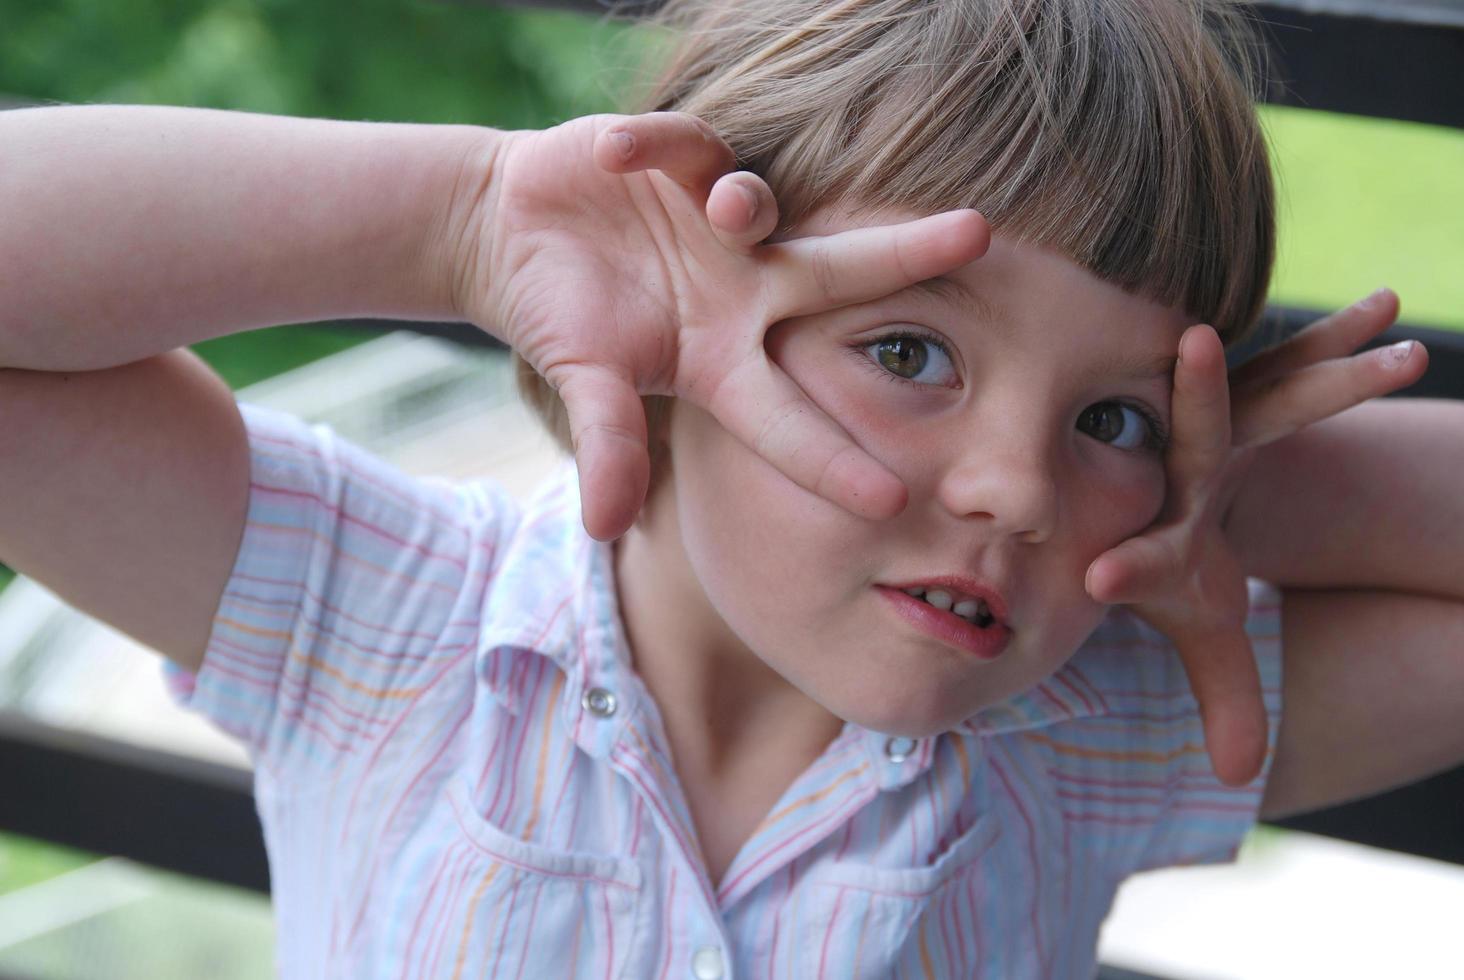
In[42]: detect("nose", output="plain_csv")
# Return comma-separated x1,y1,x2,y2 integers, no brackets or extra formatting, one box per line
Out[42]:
933,432,1060,543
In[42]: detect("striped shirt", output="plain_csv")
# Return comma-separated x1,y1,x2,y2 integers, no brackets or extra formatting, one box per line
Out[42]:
164,401,1283,979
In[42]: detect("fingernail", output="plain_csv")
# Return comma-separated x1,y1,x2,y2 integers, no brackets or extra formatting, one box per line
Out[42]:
1384,339,1414,366
608,130,634,160
1362,287,1390,308
738,184,759,227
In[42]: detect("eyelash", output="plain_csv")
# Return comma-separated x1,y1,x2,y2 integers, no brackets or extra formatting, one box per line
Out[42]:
1113,402,1170,454
850,327,959,388
850,329,1171,455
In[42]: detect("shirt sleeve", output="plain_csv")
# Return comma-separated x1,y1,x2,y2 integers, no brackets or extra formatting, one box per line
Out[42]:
161,401,517,778
1052,578,1284,872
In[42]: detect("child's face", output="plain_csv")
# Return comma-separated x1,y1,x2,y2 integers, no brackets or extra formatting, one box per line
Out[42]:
642,210,1193,738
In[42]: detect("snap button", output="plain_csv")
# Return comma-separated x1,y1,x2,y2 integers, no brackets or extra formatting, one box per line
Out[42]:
884,736,917,763
582,687,618,718
690,945,724,980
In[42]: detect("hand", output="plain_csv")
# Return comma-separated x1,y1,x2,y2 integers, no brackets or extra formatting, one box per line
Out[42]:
1084,290,1428,786
452,112,989,540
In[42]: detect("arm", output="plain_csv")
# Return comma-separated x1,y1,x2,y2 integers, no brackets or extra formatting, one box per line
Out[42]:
1225,398,1464,817
0,104,488,369
1228,398,1464,601
1260,588,1464,819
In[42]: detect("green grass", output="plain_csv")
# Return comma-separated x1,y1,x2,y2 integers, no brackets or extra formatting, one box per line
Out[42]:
189,322,384,391
1263,106,1464,333
0,834,97,894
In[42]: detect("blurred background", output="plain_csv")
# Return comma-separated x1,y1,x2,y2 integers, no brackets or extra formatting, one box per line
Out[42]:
0,1,1461,978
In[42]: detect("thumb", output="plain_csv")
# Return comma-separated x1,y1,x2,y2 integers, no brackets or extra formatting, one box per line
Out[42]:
1174,626,1268,786
552,364,651,541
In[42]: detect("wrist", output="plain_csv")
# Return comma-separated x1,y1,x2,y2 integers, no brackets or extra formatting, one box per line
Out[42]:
429,124,513,342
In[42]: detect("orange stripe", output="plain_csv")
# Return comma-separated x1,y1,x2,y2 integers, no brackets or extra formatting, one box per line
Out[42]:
951,735,972,788
757,761,869,832
285,644,422,699
251,521,462,597
451,862,501,980
521,671,565,841
918,910,937,979
1025,731,1205,764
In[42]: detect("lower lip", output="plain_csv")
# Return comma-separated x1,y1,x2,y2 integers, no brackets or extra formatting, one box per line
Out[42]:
874,586,1011,661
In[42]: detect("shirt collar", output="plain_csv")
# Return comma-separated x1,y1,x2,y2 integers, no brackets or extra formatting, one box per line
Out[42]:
476,463,1109,767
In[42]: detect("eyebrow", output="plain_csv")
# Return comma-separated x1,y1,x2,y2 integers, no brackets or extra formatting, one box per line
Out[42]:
1096,350,1178,384
903,276,1178,384
903,275,1006,326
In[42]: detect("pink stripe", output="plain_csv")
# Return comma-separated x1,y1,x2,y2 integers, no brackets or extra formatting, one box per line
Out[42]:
1060,801,1254,826
252,481,469,573
988,751,1048,975
342,650,475,947
506,867,547,972
600,882,614,980
401,839,464,973
489,872,526,978
609,746,720,912
817,886,848,977
717,781,876,905
488,655,547,828
226,582,493,649
1050,769,1215,791
251,432,464,527
628,794,644,859
937,866,958,973
1052,669,1099,714
655,868,678,980
423,843,478,980
279,667,385,727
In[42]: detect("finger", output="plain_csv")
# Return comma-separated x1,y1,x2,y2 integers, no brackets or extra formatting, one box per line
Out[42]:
1231,338,1428,448
763,209,991,317
698,353,908,520
706,171,780,252
593,112,736,196
551,364,651,542
1229,287,1399,388
1172,626,1268,786
1166,324,1232,492
1085,532,1185,605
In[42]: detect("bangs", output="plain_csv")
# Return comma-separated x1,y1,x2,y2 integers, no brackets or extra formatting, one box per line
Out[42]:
646,0,1276,345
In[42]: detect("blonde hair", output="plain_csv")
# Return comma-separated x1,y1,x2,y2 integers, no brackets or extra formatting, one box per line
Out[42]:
516,0,1277,465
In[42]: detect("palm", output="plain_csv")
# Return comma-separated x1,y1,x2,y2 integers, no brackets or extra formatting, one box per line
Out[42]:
1088,298,1425,786
454,112,990,541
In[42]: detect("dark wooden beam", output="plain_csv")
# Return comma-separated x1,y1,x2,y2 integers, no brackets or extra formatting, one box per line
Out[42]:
0,712,269,894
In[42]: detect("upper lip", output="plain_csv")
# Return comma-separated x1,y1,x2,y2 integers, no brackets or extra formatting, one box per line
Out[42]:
882,575,1012,626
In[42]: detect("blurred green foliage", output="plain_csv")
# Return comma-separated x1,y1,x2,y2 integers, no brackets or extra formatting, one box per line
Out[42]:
0,0,640,124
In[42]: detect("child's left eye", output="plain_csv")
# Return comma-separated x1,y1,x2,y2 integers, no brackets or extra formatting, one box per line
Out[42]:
860,332,959,388
1077,401,1167,453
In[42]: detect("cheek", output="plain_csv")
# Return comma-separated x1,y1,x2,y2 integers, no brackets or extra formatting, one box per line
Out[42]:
1070,459,1166,559
667,402,863,634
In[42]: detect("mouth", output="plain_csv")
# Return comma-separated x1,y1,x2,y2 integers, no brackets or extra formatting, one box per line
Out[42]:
874,582,1012,661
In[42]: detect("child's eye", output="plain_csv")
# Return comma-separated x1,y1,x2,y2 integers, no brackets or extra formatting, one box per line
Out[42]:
1077,401,1168,453
860,331,959,387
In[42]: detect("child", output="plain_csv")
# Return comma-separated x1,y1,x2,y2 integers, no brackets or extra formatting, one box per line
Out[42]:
2,0,1461,977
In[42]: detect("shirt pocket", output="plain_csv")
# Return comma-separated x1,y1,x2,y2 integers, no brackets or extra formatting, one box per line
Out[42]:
785,815,1002,980
381,776,645,980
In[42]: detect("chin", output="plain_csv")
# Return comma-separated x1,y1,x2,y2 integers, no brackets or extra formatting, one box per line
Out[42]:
829,681,979,739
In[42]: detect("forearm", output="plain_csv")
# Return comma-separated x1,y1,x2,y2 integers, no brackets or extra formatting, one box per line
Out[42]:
1228,397,1464,600
0,104,497,370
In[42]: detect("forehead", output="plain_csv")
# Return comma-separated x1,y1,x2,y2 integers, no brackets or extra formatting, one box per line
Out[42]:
793,206,1193,372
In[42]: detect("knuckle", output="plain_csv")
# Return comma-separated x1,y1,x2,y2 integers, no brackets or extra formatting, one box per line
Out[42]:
808,245,840,304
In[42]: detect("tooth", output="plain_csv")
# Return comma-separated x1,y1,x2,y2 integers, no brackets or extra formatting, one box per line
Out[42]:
952,599,980,619
924,590,953,611
903,587,925,597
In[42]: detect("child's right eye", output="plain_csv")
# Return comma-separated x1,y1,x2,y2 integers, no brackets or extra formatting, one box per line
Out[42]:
858,331,959,388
